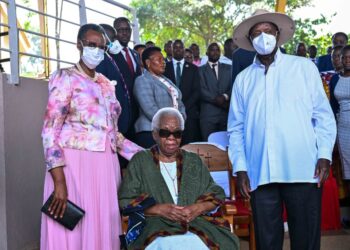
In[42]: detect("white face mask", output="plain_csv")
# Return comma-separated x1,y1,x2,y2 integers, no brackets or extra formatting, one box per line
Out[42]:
81,44,105,69
108,39,123,55
252,32,277,55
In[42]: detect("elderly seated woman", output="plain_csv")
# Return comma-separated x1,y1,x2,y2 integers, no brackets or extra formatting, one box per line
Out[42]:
118,107,239,250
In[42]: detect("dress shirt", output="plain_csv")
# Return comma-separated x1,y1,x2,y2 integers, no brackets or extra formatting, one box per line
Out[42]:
228,49,336,191
193,58,201,66
309,57,318,64
208,61,219,78
120,47,137,70
172,58,185,75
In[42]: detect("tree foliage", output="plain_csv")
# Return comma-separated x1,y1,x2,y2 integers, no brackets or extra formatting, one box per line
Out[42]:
130,0,333,55
284,15,333,55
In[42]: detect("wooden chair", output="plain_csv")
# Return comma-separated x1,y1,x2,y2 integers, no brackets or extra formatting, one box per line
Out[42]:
181,143,256,250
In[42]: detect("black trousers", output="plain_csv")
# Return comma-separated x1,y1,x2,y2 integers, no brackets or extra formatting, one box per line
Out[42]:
250,183,322,250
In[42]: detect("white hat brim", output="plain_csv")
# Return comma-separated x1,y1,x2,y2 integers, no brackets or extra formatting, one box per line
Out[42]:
233,12,295,51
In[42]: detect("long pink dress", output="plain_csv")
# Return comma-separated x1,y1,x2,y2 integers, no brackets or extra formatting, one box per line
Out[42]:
40,67,142,250
40,141,121,250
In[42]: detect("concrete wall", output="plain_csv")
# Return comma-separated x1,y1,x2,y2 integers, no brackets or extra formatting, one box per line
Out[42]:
0,73,48,250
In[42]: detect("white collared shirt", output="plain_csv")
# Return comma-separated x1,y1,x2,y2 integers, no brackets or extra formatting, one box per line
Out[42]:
228,49,336,191
172,58,185,75
120,47,137,70
200,55,232,66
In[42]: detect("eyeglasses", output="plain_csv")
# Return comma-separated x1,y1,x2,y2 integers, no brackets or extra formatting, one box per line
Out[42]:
81,39,108,52
158,129,182,139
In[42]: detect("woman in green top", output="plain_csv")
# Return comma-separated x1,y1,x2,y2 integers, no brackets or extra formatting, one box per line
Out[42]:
119,107,239,250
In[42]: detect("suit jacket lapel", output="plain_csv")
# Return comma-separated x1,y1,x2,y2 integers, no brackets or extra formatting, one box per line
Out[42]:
145,72,172,95
130,49,142,75
167,61,176,84
203,63,220,93
217,63,223,83
181,61,190,88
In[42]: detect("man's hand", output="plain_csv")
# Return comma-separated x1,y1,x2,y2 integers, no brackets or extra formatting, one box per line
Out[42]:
237,171,251,199
145,204,186,222
214,95,226,107
314,158,331,188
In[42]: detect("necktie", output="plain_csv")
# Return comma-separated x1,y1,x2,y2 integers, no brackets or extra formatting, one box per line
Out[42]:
123,47,134,77
212,63,217,80
176,62,181,87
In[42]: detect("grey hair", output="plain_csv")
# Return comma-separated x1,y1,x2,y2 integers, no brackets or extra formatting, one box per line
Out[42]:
152,107,185,131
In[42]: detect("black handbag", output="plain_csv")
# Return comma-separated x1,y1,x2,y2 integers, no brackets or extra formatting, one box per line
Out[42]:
41,193,85,231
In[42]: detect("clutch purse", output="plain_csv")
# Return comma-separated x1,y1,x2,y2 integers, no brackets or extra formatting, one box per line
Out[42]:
41,193,85,231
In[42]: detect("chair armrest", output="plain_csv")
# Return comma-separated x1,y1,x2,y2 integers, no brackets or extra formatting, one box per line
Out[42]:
221,202,237,215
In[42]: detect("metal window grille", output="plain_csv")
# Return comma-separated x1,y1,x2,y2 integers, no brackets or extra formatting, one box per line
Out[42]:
0,0,140,84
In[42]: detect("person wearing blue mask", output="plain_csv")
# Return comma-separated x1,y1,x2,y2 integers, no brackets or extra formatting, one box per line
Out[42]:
40,23,142,250
97,24,132,140
228,10,336,250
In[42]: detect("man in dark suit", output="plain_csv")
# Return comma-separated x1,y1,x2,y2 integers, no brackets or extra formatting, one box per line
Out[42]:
164,40,173,62
96,24,129,135
199,43,232,140
164,39,201,144
231,48,256,83
111,17,142,141
317,32,348,72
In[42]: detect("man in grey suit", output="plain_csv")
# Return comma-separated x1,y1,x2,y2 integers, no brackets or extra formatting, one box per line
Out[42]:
199,43,232,140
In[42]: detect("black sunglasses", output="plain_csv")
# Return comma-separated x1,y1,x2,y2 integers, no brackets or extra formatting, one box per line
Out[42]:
158,129,182,139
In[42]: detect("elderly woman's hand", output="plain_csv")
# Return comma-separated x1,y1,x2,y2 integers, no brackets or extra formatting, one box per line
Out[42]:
182,201,216,223
181,204,203,223
145,204,187,222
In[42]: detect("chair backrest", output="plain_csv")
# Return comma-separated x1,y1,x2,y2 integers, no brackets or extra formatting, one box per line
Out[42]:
181,143,231,172
181,143,235,200
208,131,229,148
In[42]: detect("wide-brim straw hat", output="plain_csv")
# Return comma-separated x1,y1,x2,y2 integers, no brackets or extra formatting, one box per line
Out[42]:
233,9,295,51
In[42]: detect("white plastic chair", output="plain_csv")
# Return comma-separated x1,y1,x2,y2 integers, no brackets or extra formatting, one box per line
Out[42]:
207,131,230,197
208,131,229,148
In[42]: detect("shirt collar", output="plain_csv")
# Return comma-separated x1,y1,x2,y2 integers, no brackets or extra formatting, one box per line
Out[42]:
208,61,219,67
172,58,185,65
253,48,283,68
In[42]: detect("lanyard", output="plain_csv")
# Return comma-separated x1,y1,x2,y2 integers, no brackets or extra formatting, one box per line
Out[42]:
106,53,131,105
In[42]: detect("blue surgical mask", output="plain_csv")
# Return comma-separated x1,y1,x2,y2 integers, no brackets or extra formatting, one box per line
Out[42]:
81,43,105,69
252,32,277,55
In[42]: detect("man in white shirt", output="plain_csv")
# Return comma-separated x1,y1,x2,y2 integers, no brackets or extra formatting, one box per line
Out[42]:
228,9,336,250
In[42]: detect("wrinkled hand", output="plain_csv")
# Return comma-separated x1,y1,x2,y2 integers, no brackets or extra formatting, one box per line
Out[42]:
182,204,203,223
155,204,187,222
49,180,68,219
237,171,251,199
314,158,330,188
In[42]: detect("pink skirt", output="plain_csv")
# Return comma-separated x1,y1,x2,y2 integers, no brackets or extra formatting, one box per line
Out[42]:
40,143,121,250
